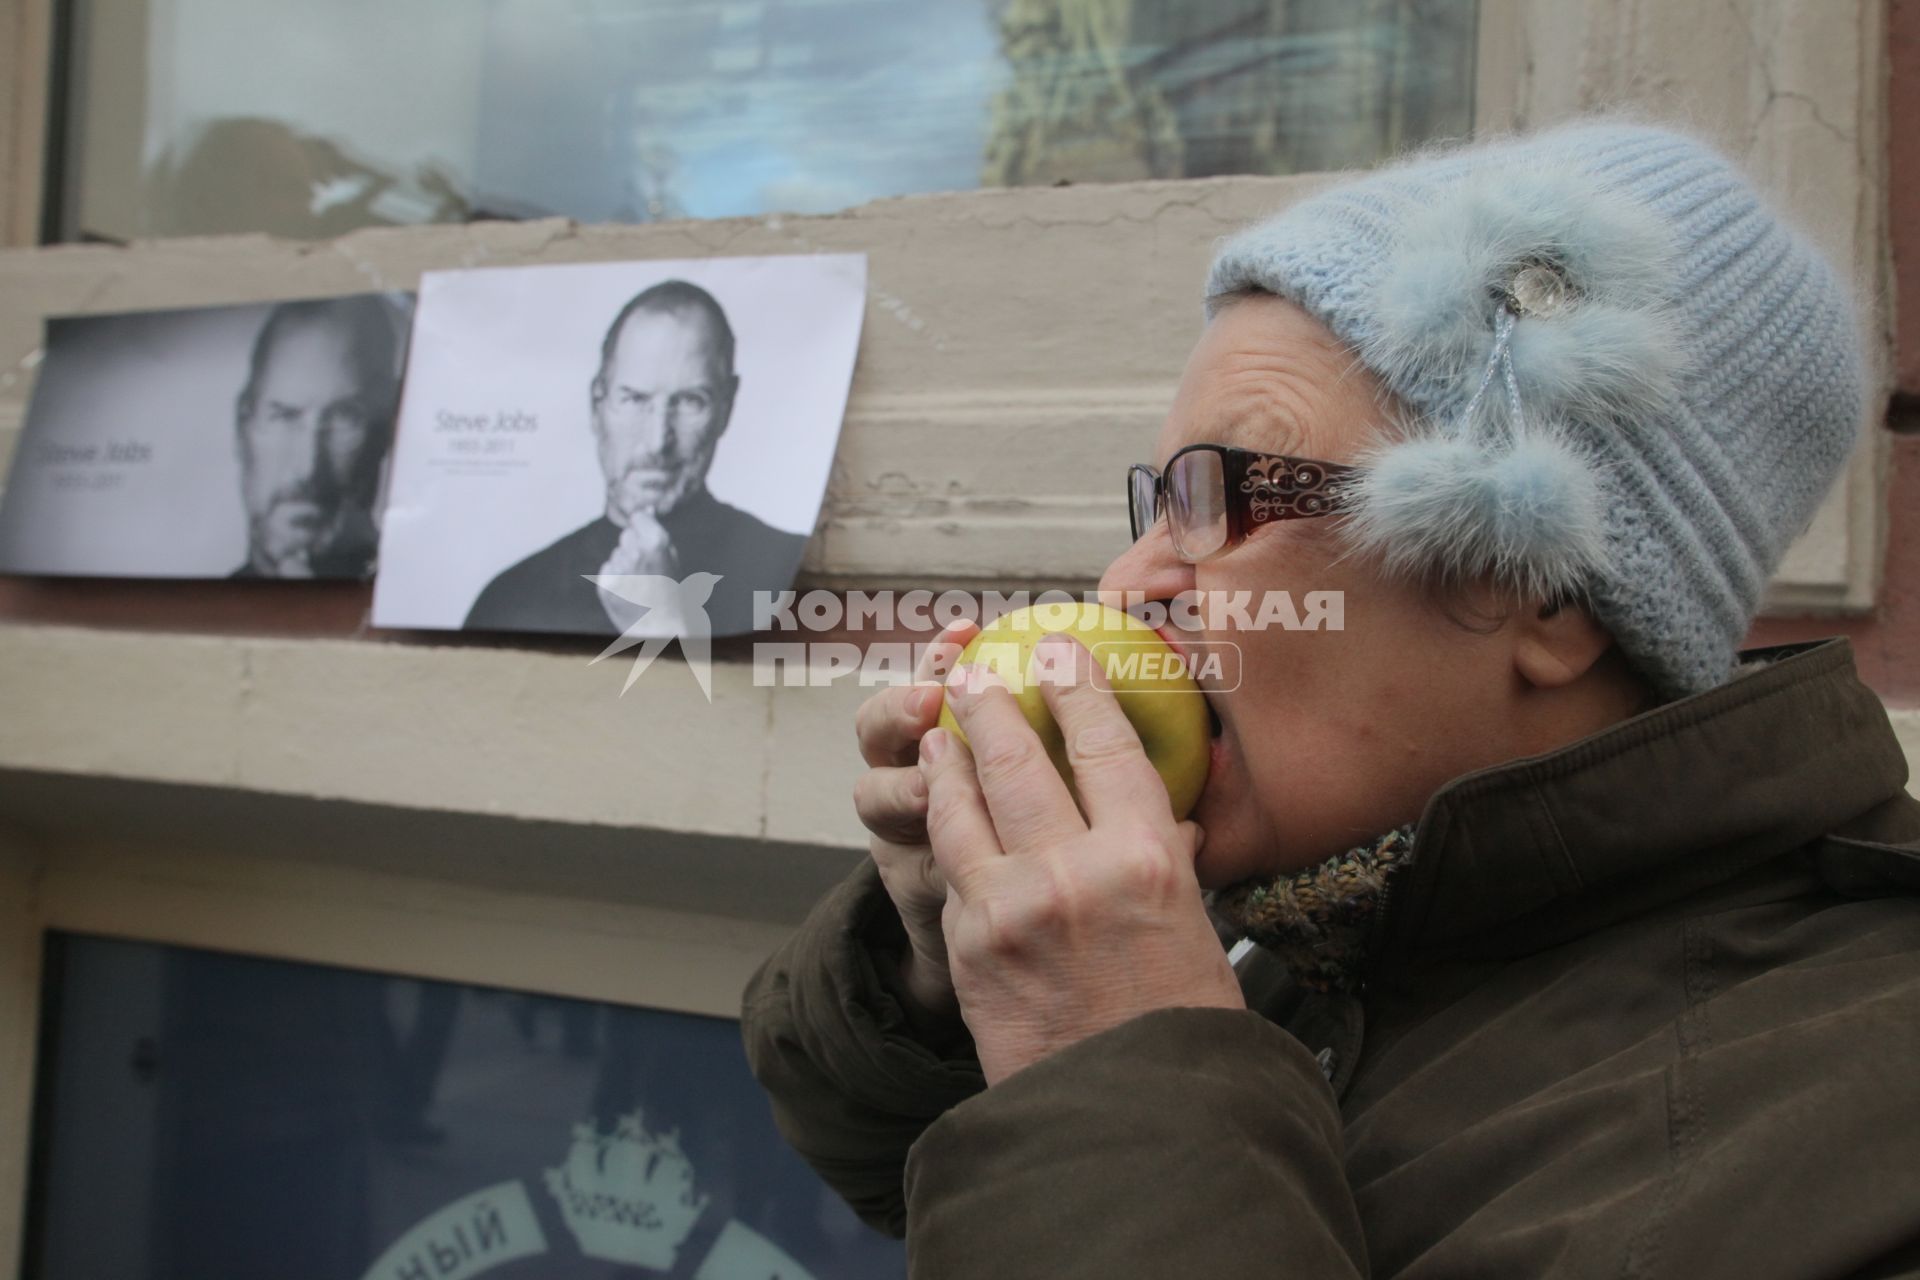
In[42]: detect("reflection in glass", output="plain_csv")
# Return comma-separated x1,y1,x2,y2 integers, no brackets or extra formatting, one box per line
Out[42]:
27,933,904,1279
60,0,1476,241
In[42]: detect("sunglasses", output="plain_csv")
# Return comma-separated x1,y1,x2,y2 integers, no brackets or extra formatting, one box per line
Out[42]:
1127,443,1360,563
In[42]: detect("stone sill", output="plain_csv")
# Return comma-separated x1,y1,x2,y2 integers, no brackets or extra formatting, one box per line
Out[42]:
3,623,1911,894
0,624,873,904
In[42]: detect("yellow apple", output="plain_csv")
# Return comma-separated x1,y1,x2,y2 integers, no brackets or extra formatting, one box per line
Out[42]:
936,601,1211,819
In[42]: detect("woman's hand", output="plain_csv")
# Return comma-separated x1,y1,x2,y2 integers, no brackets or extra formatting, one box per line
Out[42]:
851,620,981,1027
920,631,1244,1085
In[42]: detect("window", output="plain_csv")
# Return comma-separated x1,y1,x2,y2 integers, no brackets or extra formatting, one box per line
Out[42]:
28,933,904,1279
53,0,1478,241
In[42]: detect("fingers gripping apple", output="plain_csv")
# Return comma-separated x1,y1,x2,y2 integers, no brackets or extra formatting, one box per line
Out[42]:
937,603,1210,819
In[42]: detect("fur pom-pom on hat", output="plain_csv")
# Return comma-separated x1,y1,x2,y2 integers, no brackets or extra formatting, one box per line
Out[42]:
1362,164,1686,423
1338,427,1612,606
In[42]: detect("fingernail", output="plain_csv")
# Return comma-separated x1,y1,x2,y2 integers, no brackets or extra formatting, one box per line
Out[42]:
943,664,971,704
970,666,1008,695
910,684,940,718
920,728,949,763
1034,630,1082,680
905,767,929,799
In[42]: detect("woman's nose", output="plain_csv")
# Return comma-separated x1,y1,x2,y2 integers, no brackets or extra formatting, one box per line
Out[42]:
1097,522,1195,614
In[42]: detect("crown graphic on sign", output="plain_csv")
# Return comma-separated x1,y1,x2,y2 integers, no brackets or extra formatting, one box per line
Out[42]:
544,1109,710,1270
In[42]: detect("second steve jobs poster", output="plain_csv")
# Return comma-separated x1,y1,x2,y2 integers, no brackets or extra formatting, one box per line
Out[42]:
0,294,413,579
371,254,866,638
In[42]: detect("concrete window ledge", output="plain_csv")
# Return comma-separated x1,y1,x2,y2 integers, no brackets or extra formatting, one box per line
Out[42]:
3,623,1911,897
0,622,872,875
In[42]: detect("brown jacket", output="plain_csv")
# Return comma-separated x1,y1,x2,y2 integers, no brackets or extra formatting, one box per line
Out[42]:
741,639,1920,1278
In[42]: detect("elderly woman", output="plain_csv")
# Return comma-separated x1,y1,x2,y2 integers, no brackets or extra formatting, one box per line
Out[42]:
741,121,1920,1276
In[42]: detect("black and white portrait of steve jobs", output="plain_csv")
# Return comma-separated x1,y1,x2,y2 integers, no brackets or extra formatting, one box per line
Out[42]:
232,296,406,579
0,292,411,580
463,281,808,636
366,254,862,636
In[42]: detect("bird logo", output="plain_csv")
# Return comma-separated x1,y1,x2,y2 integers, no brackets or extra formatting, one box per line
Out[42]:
583,571,722,700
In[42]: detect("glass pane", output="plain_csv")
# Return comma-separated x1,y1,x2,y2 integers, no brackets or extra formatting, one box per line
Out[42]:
58,0,1477,241
27,933,905,1280
1169,447,1227,559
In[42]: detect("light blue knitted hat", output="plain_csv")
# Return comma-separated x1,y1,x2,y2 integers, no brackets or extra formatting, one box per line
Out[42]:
1205,120,1864,697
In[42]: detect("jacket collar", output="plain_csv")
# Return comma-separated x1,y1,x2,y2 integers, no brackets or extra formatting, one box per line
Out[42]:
1375,638,1910,964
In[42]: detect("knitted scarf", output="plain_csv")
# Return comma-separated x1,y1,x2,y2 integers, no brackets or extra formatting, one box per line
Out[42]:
1207,825,1417,993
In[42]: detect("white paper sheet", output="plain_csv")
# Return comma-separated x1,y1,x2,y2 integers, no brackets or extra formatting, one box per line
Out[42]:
370,253,865,637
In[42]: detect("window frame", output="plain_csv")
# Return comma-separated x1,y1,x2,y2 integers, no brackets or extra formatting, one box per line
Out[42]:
0,822,801,1269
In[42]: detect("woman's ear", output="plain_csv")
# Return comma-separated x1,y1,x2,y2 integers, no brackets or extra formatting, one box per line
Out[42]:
1513,598,1614,690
